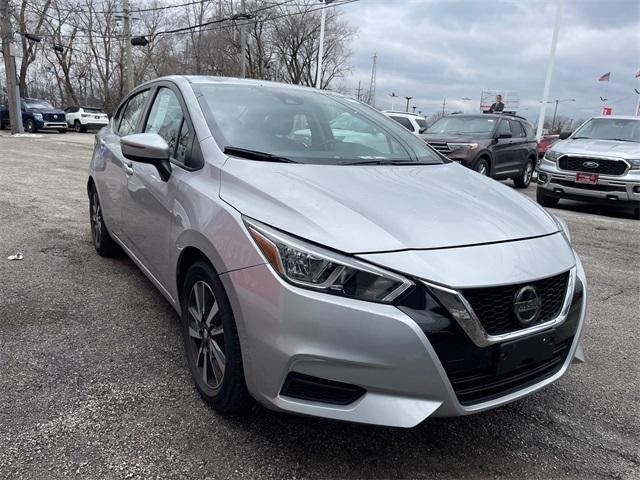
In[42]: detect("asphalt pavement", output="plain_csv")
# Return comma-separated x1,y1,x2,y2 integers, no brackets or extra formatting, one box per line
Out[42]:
0,131,638,479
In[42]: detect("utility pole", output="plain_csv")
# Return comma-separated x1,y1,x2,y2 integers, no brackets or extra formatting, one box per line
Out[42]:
0,0,23,134
536,0,564,139
240,0,247,78
122,0,134,93
404,96,412,112
442,97,446,116
367,52,377,106
356,80,362,101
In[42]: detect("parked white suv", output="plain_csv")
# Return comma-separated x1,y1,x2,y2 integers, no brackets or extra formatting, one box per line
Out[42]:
65,106,109,132
537,116,640,220
383,111,428,136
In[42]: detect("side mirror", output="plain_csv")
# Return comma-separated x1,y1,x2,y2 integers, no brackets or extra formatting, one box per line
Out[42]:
419,127,427,134
496,133,512,139
120,133,172,181
559,131,572,140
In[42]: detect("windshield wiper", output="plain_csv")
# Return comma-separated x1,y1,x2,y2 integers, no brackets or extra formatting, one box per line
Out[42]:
224,147,298,163
344,160,438,166
571,136,591,140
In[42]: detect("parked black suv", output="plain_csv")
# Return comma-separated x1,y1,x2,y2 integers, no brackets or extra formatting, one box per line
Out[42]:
0,98,67,133
422,113,538,188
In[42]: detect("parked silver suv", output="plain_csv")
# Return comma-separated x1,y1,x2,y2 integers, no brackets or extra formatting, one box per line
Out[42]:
88,76,587,427
537,116,640,219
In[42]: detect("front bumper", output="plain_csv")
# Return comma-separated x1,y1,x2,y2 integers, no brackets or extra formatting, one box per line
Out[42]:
36,120,68,130
538,159,640,206
222,240,587,428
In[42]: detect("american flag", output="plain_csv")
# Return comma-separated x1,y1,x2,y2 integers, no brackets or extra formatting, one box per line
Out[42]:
598,72,611,82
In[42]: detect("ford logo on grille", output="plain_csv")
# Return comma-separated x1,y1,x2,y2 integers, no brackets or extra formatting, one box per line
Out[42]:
582,161,599,169
513,286,541,326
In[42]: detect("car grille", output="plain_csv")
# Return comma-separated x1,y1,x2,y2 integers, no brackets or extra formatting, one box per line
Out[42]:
427,141,451,154
43,113,64,122
449,336,573,405
398,276,583,406
462,271,570,335
558,156,627,176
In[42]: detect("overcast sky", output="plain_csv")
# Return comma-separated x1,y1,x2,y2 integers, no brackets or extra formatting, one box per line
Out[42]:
341,0,640,122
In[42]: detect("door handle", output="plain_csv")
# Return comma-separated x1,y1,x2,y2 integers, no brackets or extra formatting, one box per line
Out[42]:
124,161,134,176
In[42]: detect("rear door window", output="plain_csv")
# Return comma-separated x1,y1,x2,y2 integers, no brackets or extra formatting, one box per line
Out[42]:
509,119,526,138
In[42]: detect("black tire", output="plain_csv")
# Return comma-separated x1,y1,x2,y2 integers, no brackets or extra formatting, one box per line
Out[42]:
474,158,490,177
89,184,118,256
0,121,5,130
74,120,86,133
25,118,37,133
58,128,67,134
181,260,252,414
536,186,559,208
633,207,640,221
514,158,535,188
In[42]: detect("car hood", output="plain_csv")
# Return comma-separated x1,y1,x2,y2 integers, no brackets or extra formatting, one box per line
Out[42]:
552,138,640,158
219,160,559,253
27,108,66,115
421,134,485,144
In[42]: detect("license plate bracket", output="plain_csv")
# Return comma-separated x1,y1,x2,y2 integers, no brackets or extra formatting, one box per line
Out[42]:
575,172,598,184
495,331,555,375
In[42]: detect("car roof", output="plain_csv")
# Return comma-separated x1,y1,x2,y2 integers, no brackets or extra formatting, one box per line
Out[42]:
382,111,424,117
590,115,640,120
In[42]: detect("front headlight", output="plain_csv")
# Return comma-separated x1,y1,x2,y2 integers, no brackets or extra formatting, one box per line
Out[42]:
628,159,640,170
245,219,413,303
552,214,571,243
33,113,43,121
544,149,561,161
447,143,478,151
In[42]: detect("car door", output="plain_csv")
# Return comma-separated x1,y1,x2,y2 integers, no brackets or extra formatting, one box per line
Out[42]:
506,119,529,172
94,89,150,237
492,118,517,175
120,84,197,287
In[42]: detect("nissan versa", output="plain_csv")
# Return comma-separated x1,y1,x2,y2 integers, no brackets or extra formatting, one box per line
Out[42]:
87,76,587,428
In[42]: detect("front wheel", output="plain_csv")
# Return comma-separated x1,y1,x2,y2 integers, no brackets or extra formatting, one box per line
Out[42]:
536,186,559,208
474,158,490,176
181,261,252,413
514,159,534,188
25,118,37,133
633,207,640,220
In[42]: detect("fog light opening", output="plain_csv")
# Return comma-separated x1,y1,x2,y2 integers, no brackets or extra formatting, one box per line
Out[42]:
280,372,366,406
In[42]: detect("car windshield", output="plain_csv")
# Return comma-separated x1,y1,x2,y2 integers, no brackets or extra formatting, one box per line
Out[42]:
572,118,640,142
195,83,443,165
23,99,54,109
426,116,497,136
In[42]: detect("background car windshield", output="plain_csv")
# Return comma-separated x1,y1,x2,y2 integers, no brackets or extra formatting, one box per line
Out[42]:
196,84,443,165
573,118,640,142
427,116,496,136
24,100,54,109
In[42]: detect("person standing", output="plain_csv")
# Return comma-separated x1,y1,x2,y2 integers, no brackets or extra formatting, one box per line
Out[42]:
489,94,505,113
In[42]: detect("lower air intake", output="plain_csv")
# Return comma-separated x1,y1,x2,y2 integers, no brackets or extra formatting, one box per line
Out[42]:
280,372,365,406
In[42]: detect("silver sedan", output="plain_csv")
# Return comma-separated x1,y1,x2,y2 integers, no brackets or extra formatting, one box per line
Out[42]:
87,76,587,427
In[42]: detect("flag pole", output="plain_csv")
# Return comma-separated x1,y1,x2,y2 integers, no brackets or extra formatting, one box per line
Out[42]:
536,0,564,140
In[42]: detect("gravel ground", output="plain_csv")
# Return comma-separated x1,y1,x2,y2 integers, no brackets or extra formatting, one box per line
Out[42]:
0,131,638,480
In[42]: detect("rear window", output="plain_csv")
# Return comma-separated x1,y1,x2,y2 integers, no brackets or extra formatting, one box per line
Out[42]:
83,108,105,114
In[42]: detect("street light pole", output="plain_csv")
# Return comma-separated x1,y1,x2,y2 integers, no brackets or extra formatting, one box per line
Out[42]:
536,0,564,140
550,98,575,132
404,96,412,112
389,92,397,110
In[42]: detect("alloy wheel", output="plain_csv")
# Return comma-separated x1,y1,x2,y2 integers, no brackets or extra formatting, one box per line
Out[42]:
525,162,533,183
187,280,226,390
90,191,102,246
